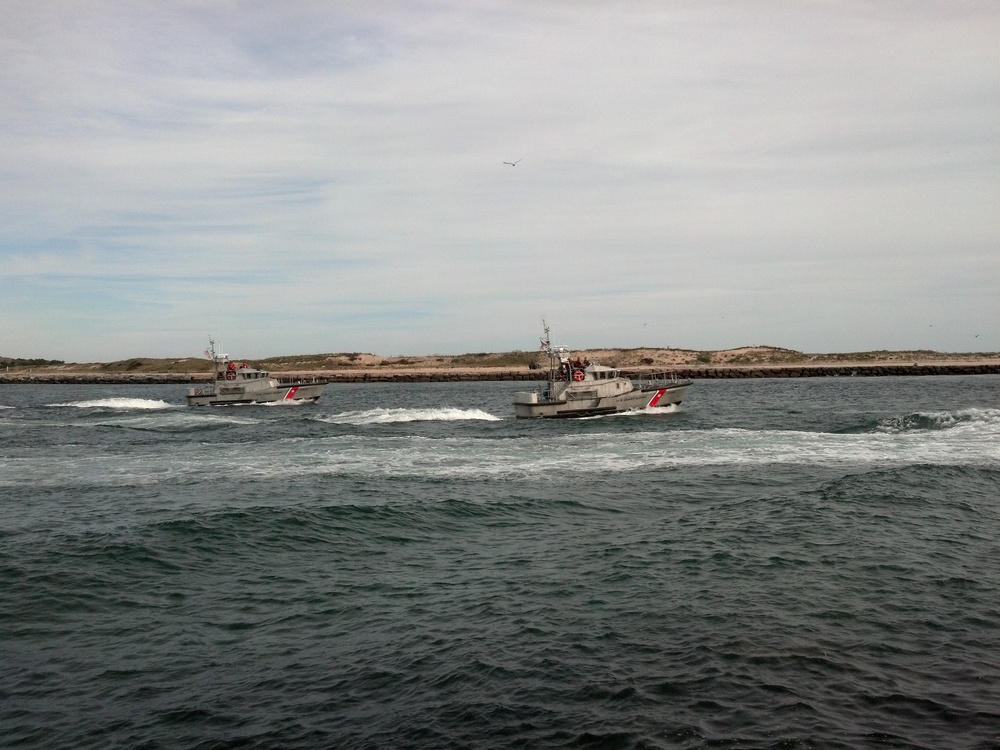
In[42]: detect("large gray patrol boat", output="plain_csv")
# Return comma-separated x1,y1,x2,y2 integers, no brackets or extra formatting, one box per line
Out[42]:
513,324,691,418
186,337,327,406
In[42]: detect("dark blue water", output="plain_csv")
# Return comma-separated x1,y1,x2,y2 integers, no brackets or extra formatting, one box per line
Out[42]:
2,377,999,749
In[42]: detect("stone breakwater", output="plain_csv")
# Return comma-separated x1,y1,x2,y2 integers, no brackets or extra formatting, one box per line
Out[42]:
657,363,1000,379
1,362,998,385
0,373,214,385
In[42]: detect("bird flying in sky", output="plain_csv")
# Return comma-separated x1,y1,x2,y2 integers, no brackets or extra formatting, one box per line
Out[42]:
503,158,522,166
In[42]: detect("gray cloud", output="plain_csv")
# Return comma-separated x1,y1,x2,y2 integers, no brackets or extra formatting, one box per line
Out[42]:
1,0,998,359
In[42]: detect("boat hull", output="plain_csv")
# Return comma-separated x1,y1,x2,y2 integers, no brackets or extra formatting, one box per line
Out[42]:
514,382,689,418
186,381,327,406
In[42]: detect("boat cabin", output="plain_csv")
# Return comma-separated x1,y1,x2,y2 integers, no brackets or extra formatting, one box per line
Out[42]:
216,361,272,382
557,358,620,382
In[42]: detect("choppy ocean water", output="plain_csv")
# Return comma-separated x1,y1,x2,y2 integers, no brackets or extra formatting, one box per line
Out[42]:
1,376,999,749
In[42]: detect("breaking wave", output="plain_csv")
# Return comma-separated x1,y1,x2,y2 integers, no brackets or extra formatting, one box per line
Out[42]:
874,407,1000,434
319,407,502,425
50,397,177,410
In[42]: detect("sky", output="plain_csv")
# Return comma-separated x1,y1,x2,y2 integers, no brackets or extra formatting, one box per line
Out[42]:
2,1,998,361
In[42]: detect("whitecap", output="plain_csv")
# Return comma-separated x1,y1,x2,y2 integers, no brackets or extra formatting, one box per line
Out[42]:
875,407,1000,434
319,407,502,425
49,397,177,410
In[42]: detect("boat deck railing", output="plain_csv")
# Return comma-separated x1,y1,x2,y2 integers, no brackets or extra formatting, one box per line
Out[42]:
276,375,328,385
630,371,687,387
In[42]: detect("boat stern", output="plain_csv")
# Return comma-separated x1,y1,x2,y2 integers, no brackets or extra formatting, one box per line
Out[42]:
513,390,541,417
513,391,540,405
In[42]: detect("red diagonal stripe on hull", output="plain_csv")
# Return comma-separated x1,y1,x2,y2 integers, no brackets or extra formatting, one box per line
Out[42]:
284,386,299,400
647,389,667,407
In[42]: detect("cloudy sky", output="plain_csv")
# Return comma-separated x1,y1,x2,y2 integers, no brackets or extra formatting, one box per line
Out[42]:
2,1,998,361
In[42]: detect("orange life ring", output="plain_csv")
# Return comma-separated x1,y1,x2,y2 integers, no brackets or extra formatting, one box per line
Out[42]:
225,371,236,380
572,369,585,382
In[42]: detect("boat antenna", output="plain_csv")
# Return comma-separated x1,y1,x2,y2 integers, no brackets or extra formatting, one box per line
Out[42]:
539,317,551,355
205,334,227,363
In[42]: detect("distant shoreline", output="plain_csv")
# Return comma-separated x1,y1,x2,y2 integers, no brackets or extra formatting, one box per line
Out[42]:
4,345,999,378
2,360,999,384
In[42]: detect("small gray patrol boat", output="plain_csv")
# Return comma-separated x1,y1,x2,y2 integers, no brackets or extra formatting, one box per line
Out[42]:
513,324,691,418
186,337,327,406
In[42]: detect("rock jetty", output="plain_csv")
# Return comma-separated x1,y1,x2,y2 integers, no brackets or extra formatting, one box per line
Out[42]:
1,362,998,385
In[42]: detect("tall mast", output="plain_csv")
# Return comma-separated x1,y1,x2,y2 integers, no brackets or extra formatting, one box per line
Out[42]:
540,318,555,383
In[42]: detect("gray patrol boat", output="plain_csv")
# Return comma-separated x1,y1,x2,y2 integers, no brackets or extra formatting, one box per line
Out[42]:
513,324,691,418
186,337,327,406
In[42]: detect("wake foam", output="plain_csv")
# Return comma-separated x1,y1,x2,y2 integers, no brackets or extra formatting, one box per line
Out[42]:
875,408,1000,434
51,397,176,410
321,407,502,425
91,412,260,431
573,404,681,420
